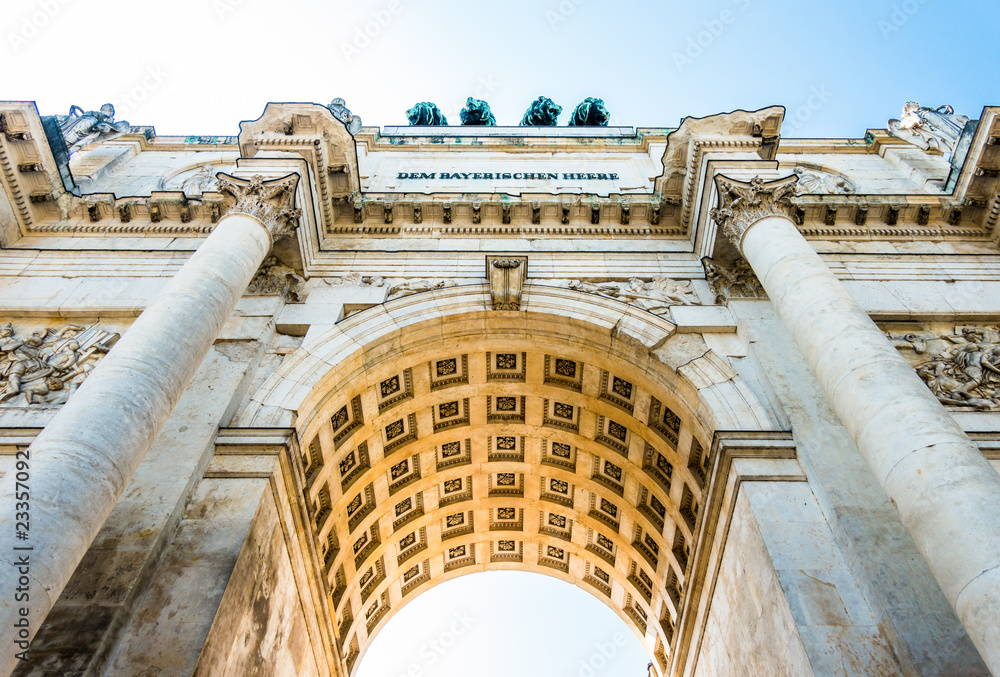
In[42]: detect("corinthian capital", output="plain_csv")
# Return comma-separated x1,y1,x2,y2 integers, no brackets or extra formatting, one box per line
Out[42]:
217,173,301,239
710,174,798,249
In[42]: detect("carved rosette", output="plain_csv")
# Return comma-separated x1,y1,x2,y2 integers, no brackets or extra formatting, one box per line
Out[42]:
487,256,527,311
710,175,799,249
216,173,302,240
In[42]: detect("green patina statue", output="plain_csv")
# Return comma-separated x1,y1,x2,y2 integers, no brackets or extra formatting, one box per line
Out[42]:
568,97,610,126
460,97,496,126
520,97,562,126
406,102,448,126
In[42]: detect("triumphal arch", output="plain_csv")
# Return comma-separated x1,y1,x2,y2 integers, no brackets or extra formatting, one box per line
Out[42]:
1,96,999,676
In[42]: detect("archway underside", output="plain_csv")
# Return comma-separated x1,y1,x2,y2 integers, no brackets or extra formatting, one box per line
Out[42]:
295,322,716,677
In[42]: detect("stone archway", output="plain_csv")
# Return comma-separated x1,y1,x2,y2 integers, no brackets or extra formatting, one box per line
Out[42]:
226,284,778,676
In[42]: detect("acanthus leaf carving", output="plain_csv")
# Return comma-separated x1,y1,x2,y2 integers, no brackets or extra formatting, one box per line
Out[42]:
710,174,799,249
701,257,765,304
216,173,301,239
246,256,305,303
0,322,119,406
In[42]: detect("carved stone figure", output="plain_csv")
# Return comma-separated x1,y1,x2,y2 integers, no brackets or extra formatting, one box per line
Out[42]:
894,326,1000,411
406,102,448,126
888,102,970,154
520,97,562,126
178,165,219,195
885,331,929,354
565,277,699,316
0,322,119,406
327,97,363,134
246,256,304,303
460,97,496,126
702,257,766,304
566,280,621,296
568,98,610,126
324,274,385,287
387,279,457,300
55,103,130,154
792,167,855,195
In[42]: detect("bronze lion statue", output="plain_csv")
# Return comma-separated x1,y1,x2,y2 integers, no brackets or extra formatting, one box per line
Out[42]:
568,97,610,126
460,97,496,126
406,102,448,126
520,97,562,126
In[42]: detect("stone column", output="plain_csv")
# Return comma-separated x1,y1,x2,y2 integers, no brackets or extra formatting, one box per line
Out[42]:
0,173,299,676
711,174,1000,675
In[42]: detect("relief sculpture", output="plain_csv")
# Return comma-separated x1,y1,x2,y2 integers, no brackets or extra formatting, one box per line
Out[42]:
387,279,457,300
246,256,305,303
0,323,119,406
566,277,700,316
891,326,1000,411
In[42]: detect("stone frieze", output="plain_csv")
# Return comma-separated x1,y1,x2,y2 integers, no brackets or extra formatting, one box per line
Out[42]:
889,326,1000,411
0,322,119,406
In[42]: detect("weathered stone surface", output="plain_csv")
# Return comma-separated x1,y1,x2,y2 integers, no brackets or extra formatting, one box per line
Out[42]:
2,97,1000,677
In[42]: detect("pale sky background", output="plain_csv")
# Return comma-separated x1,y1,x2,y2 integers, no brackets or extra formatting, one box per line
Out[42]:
5,1,998,675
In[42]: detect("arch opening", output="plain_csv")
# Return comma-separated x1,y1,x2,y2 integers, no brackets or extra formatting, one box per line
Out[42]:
252,286,774,676
354,570,651,677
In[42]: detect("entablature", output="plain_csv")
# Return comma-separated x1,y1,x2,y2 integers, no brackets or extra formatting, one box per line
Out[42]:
3,100,999,272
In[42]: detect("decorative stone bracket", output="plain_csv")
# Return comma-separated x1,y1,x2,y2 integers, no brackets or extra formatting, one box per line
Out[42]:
487,256,527,310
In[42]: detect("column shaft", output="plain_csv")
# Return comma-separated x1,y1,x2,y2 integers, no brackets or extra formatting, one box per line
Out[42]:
740,213,1000,675
0,212,272,675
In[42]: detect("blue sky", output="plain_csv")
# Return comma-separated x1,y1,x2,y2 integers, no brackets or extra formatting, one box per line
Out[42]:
357,571,647,677
6,0,999,137
5,1,998,674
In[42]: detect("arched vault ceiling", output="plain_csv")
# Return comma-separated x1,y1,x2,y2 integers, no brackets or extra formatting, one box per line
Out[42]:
244,285,778,676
